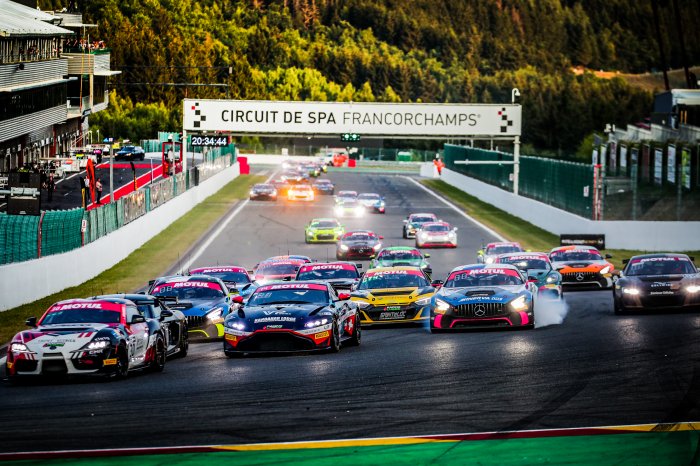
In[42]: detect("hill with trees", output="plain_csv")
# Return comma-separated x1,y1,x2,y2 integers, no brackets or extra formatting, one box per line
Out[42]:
41,0,700,154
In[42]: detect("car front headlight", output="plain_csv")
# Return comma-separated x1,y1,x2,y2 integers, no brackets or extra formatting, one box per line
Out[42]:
434,299,451,314
208,307,224,321
600,266,611,274
509,295,529,311
304,318,329,328
373,243,382,251
11,342,31,353
415,296,432,306
622,288,640,295
419,232,428,239
85,339,110,351
307,229,315,236
354,300,370,309
335,206,343,215
685,285,700,294
340,244,349,251
227,321,246,330
485,257,495,264
545,274,558,284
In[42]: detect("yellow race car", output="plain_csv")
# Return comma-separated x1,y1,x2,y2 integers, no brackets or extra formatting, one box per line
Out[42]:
350,266,437,325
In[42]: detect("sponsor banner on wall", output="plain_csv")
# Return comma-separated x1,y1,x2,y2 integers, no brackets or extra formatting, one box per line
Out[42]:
560,234,606,250
654,148,663,185
620,145,627,170
667,145,676,184
183,99,522,137
681,147,691,190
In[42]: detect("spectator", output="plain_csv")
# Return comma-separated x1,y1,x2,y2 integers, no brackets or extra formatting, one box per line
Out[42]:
47,174,55,203
96,179,103,205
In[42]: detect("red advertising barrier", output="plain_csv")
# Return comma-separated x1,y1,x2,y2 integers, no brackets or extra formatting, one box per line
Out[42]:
348,159,356,168
238,156,250,175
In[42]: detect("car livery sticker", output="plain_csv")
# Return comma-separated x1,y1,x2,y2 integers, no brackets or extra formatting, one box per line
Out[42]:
630,257,686,264
152,281,223,294
48,301,123,313
365,269,424,278
447,268,521,281
191,267,247,274
299,263,356,273
499,254,548,262
255,283,328,292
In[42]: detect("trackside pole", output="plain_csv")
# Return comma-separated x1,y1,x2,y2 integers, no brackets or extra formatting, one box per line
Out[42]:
513,135,520,196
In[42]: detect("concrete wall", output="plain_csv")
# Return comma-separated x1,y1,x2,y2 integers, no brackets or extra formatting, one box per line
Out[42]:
440,168,700,251
0,163,241,311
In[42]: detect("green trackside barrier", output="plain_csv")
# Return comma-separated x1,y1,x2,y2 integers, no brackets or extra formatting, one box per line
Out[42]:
40,208,84,257
444,145,595,219
0,213,39,265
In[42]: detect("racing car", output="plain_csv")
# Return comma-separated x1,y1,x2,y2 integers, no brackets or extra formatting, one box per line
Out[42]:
351,266,437,326
223,282,360,355
296,261,362,292
335,190,358,204
402,213,438,239
149,275,233,340
253,258,307,284
613,253,700,314
6,298,167,381
429,264,537,331
95,293,189,358
477,242,523,264
357,193,386,214
334,199,365,217
549,245,614,289
305,218,345,243
249,183,278,201
370,246,432,276
312,179,335,195
287,184,315,201
415,222,458,248
336,230,383,260
189,266,257,300
494,252,563,299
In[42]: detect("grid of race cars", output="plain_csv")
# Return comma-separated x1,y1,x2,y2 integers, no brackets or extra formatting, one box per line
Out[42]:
7,162,700,381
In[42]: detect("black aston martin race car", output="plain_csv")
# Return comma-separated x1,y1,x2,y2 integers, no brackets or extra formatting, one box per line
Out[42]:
295,261,362,292
95,294,188,358
223,282,360,355
613,253,700,314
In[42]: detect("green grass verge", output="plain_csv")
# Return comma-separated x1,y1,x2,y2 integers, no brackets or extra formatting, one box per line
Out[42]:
0,174,265,345
422,179,700,270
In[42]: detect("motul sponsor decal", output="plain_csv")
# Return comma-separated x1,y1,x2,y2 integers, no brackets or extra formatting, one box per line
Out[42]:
153,281,222,293
194,267,246,273
256,283,326,292
449,268,520,281
632,257,684,264
366,269,422,277
300,264,354,272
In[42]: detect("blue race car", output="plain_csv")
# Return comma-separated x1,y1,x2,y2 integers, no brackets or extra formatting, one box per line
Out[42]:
430,264,537,331
495,252,563,300
149,275,233,340
357,192,386,214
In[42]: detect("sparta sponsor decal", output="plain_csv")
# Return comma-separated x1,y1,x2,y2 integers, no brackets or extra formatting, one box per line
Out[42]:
366,269,423,278
379,311,406,320
153,281,222,293
300,264,354,272
254,317,296,323
256,283,326,292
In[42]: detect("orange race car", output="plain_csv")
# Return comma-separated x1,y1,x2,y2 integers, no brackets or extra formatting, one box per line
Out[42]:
549,245,614,289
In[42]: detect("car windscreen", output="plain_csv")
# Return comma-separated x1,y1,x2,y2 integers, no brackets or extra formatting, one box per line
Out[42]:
136,304,157,319
197,271,251,284
359,270,428,289
550,250,602,262
625,258,696,276
499,258,550,271
410,216,435,224
248,285,328,306
358,194,380,200
486,245,522,255
344,233,374,241
256,263,299,276
423,224,449,232
152,281,225,300
298,265,359,280
312,221,339,228
42,309,121,325
378,250,421,261
445,268,524,287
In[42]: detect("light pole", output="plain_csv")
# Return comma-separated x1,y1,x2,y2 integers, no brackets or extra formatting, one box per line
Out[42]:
512,88,521,196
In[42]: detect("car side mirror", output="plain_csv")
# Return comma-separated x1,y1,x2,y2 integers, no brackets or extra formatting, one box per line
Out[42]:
232,296,244,304
130,315,146,324
452,228,458,232
605,254,613,259
403,219,408,224
337,293,351,300
527,277,538,283
355,263,363,269
424,253,430,258
379,236,384,239
424,268,433,275
431,280,444,288
160,310,173,319
25,316,37,328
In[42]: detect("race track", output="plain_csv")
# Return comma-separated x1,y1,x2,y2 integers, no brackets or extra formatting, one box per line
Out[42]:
2,171,699,453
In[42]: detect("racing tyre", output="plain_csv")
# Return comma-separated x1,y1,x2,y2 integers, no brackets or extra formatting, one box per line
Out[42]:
226,351,244,358
346,316,361,347
402,228,407,239
113,346,129,379
430,325,446,333
613,298,626,315
176,326,189,358
328,323,341,353
150,335,166,372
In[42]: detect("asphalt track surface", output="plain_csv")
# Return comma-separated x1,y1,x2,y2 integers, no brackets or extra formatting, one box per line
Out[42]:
1,171,699,454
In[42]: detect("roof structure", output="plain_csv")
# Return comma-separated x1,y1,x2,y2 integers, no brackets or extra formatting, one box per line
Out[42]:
0,0,73,37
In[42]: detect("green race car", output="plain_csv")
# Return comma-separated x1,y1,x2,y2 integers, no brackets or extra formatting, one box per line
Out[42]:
305,218,345,243
369,246,432,275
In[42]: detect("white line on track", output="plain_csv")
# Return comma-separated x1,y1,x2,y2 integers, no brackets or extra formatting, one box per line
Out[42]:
178,169,274,273
403,176,507,242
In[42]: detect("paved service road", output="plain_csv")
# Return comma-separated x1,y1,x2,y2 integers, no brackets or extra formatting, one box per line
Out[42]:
1,171,699,453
